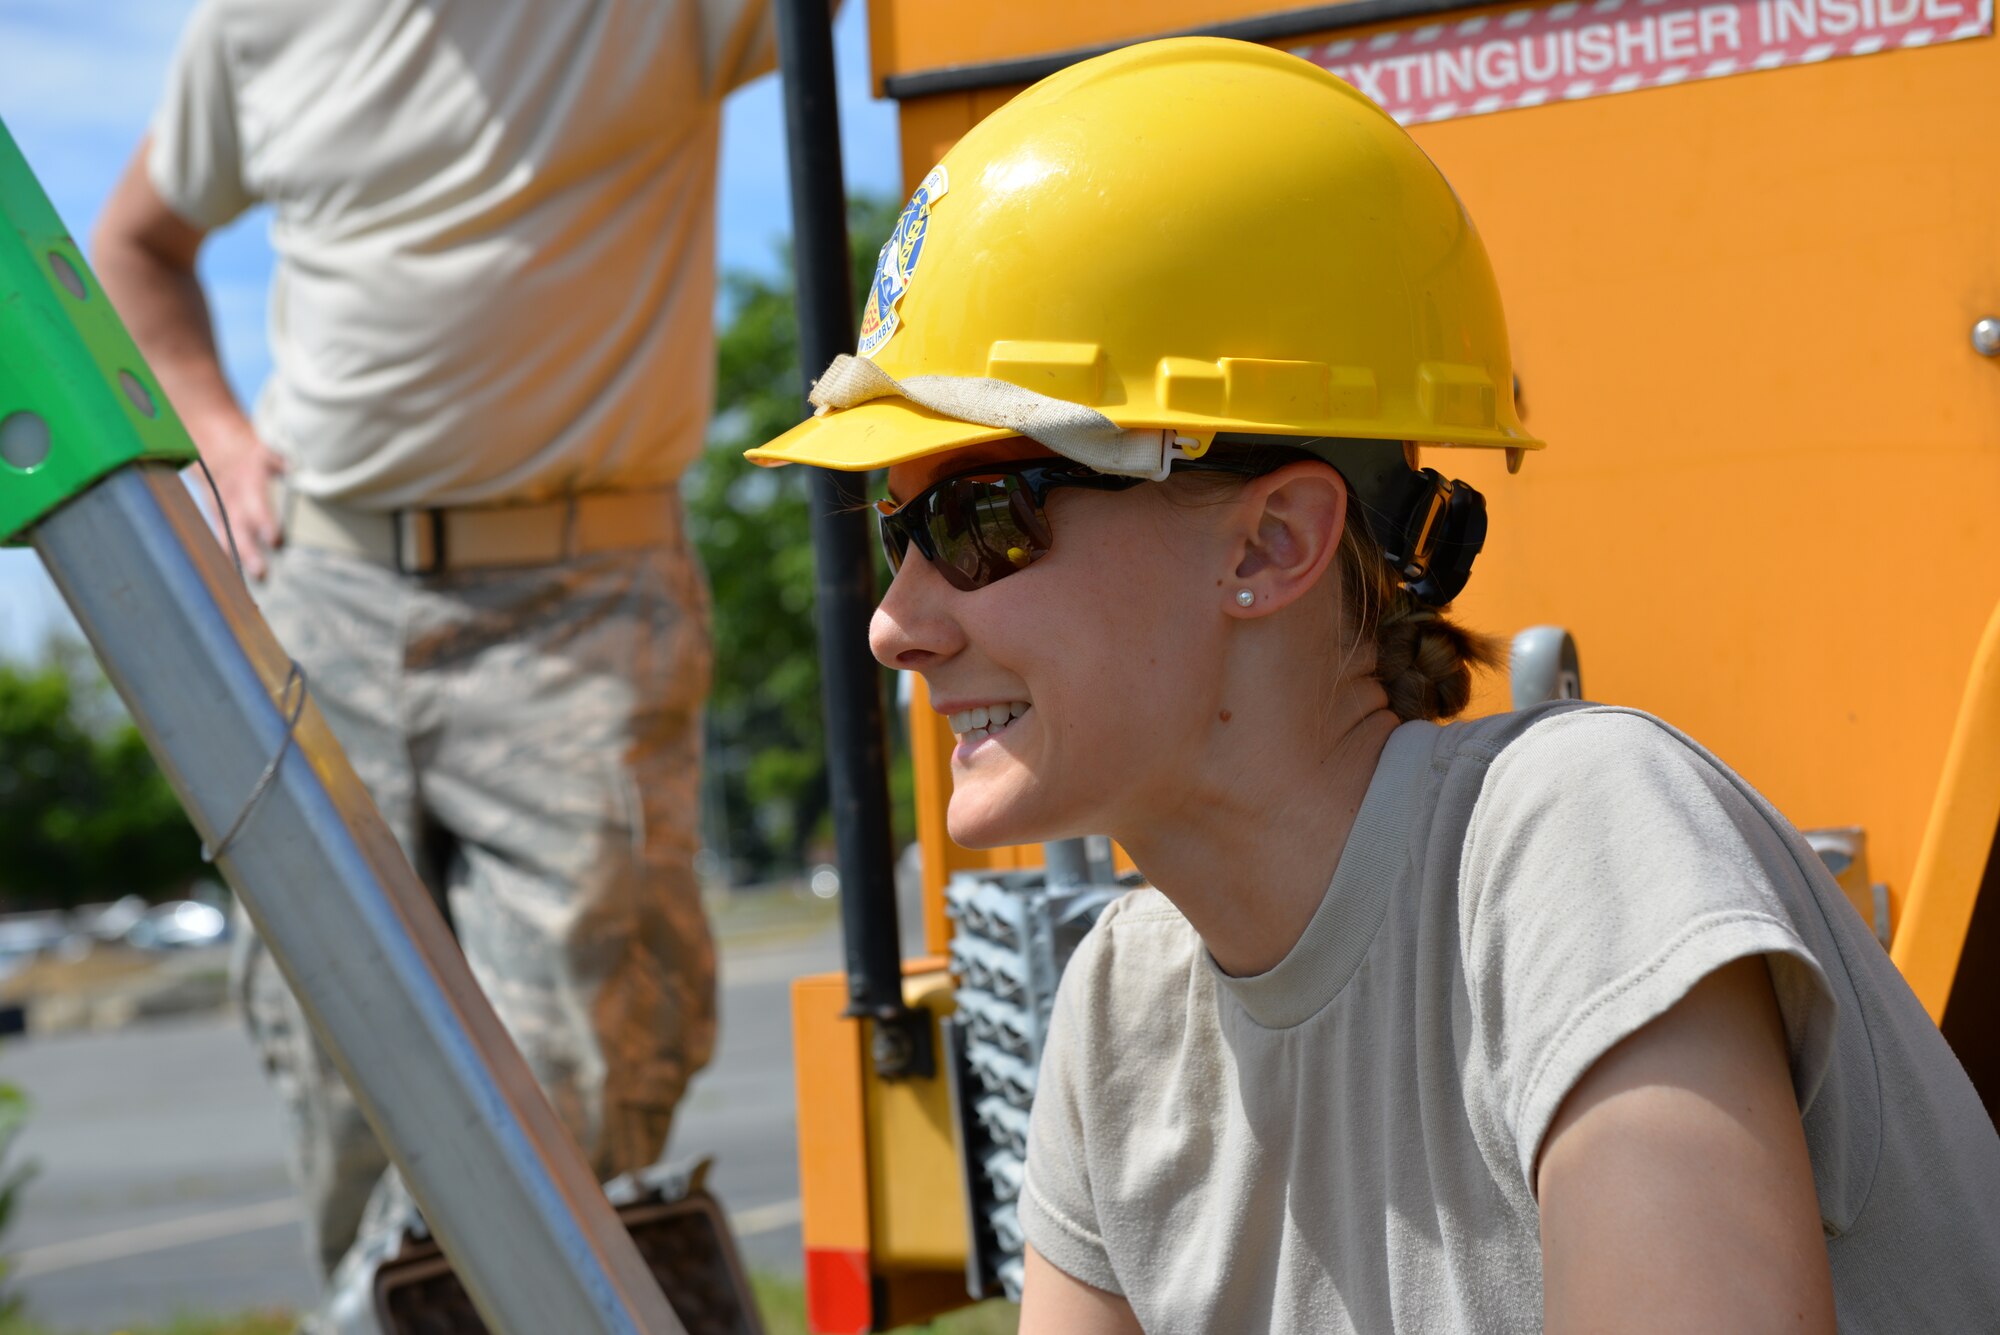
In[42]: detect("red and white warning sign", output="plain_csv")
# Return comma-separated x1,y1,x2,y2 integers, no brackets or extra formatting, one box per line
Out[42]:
1297,0,1993,125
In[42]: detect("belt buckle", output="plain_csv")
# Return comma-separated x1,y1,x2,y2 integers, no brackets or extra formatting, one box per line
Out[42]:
393,510,446,576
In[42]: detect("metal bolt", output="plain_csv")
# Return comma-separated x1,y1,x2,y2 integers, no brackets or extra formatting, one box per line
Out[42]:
1974,318,2000,358
871,1025,913,1074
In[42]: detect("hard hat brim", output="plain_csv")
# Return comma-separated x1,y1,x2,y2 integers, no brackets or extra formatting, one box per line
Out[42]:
745,398,1018,472
747,394,1547,473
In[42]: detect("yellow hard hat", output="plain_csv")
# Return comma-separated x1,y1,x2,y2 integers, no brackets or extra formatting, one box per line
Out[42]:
747,36,1542,474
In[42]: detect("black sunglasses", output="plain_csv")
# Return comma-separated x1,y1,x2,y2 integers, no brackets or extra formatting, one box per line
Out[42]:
874,454,1281,593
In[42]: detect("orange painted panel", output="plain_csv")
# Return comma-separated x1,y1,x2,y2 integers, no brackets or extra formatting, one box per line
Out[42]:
862,968,969,1268
895,94,976,204
790,973,871,1253
1423,36,2000,904
885,5,2000,934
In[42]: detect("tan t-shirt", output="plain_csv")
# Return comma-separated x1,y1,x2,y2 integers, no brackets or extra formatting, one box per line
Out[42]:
1021,705,2000,1332
148,0,774,509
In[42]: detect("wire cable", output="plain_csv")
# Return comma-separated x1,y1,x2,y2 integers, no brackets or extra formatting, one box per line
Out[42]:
192,455,310,864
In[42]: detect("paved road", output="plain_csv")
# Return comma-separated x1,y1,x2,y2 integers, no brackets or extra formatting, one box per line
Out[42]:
1,920,844,1330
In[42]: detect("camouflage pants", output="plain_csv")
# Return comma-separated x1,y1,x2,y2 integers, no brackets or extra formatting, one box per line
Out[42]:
234,528,716,1280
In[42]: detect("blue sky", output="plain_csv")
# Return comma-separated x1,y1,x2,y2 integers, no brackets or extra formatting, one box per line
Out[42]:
0,0,901,658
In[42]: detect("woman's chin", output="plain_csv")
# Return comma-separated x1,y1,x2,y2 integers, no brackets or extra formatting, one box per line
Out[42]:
945,790,1060,851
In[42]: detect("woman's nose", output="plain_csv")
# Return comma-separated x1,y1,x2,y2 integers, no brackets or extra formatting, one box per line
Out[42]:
870,551,965,671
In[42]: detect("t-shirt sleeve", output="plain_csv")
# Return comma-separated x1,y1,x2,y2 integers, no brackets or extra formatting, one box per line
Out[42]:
1460,710,1840,1192
1019,922,1123,1296
147,0,256,229
698,0,780,96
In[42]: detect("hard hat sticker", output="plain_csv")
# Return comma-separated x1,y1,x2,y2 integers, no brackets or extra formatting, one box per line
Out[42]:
858,165,949,359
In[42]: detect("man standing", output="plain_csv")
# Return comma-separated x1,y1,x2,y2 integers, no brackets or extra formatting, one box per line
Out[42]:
93,0,771,1289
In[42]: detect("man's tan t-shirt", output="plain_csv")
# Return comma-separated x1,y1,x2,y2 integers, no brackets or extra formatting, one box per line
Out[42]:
1021,706,2000,1332
148,0,775,509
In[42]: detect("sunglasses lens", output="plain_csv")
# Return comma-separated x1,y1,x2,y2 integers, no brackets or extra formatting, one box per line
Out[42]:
880,467,1066,592
927,474,1051,591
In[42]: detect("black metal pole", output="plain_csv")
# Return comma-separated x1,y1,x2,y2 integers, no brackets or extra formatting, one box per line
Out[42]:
773,0,916,1065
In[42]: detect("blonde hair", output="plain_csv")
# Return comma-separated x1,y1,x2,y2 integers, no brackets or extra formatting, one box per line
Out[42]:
1330,508,1500,722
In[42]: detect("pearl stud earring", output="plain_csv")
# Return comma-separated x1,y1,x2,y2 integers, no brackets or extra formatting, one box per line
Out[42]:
1235,589,1255,607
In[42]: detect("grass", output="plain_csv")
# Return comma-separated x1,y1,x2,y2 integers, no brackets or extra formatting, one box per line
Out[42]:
0,1274,1017,1335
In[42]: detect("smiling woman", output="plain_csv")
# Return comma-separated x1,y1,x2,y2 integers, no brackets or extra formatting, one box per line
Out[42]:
746,35,2000,1335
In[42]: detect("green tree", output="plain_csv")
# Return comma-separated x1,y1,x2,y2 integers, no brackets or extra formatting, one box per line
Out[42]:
690,195,904,875
0,645,202,909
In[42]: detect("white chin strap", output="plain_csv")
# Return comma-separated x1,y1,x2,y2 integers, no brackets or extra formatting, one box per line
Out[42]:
809,354,1202,480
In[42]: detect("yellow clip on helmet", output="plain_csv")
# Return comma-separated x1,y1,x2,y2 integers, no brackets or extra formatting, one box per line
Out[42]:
747,35,1542,474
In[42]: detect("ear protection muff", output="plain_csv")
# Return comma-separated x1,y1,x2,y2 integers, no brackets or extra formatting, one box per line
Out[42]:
1381,470,1487,607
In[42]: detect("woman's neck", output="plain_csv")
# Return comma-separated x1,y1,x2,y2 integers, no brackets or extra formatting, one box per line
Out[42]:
1118,683,1402,979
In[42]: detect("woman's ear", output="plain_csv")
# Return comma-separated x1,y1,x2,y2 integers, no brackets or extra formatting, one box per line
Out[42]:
1226,462,1347,617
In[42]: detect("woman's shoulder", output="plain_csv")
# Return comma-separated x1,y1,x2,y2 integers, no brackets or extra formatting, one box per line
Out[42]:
1092,885,1197,934
1064,887,1205,983
1443,702,1808,928
1447,702,1719,774
1049,887,1209,1039
1440,703,1764,836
